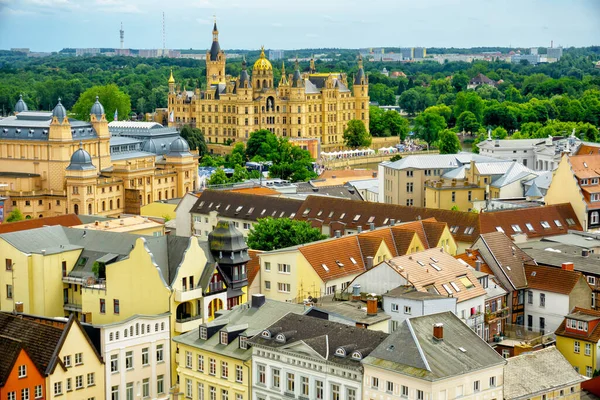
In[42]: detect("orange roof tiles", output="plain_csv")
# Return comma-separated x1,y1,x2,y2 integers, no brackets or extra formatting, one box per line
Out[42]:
555,307,600,343
455,250,493,275
247,249,262,285
576,144,600,156
479,203,582,239
0,214,82,234
299,235,367,281
524,264,586,295
230,187,280,196
319,169,376,180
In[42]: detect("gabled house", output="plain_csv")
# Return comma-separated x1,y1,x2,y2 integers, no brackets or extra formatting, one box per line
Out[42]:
250,313,388,400
467,73,498,89
0,338,45,400
556,307,600,377
362,311,506,400
0,312,104,400
348,248,487,336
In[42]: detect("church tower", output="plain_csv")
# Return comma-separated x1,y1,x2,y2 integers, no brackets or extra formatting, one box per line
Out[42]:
353,54,370,131
206,20,226,84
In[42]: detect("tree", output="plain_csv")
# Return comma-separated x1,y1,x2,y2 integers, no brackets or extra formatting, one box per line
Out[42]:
246,129,280,160
398,88,421,115
414,111,447,144
180,125,208,156
390,154,402,162
247,217,327,251
437,130,461,154
454,91,484,122
457,111,480,134
370,107,410,139
5,208,24,223
492,126,508,139
369,83,396,106
226,142,246,168
451,73,469,92
424,104,453,125
343,120,372,148
71,84,131,121
208,169,229,186
483,104,518,131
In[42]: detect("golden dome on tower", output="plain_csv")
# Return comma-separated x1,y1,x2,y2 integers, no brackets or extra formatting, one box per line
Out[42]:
253,46,273,71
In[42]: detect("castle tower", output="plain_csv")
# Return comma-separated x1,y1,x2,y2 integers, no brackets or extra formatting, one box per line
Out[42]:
168,69,175,94
252,46,274,96
89,96,112,171
206,20,226,84
14,94,28,115
65,143,99,215
353,55,369,131
164,137,196,196
309,55,316,73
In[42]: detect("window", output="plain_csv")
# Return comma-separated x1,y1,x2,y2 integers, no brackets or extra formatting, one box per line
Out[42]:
387,381,394,393
110,354,118,373
257,364,266,384
586,343,592,356
7,392,15,400
209,358,216,375
474,380,480,392
452,191,456,202
198,383,204,400
125,351,133,369
588,276,596,285
540,221,551,229
265,281,271,290
511,224,522,233
286,372,295,393
53,383,62,396
221,361,228,379
587,366,594,378
186,379,192,398
371,377,379,389
235,365,243,383
407,170,414,177
126,383,134,400
401,385,409,397
111,386,118,400
221,390,228,400
239,336,248,349
5,259,12,271
490,376,496,387
114,299,120,314
75,352,83,365
156,344,164,362
495,226,504,233
21,389,29,400
200,327,208,340
34,386,42,399
100,299,106,314
264,262,271,272
316,381,324,399
142,379,149,398
18,365,27,377
87,372,95,386
76,375,83,389
417,390,424,400
527,291,533,304
278,263,291,274
272,368,281,388
142,348,149,365
278,283,290,293
331,383,340,400
6,284,12,299
525,223,534,231
540,293,545,307
406,182,413,193
220,331,229,345
391,303,399,312
301,377,309,396
575,341,581,353
404,306,412,314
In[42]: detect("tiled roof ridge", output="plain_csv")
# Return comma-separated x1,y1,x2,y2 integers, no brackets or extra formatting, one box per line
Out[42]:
480,233,522,291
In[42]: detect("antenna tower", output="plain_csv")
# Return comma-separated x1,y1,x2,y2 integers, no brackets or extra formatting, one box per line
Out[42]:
162,12,166,56
120,22,124,49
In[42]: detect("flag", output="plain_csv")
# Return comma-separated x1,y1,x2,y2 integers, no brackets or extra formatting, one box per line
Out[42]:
114,108,118,121
169,110,174,123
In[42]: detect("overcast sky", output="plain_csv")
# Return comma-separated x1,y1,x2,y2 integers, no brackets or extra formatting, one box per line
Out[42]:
1,0,599,52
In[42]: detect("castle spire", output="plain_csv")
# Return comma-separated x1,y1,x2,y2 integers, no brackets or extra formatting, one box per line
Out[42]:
280,61,288,86
168,68,175,84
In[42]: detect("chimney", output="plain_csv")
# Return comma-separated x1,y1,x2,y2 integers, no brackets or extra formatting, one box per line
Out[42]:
335,230,342,238
561,262,574,271
582,249,590,257
332,175,336,179
14,302,24,313
312,187,319,192
433,323,444,340
372,172,377,178
95,221,99,226
251,294,266,308
366,297,378,316
352,284,361,302
370,222,375,231
105,221,110,228
366,256,374,269
390,219,395,226
357,226,362,233
495,139,500,147
120,219,125,225
475,260,482,272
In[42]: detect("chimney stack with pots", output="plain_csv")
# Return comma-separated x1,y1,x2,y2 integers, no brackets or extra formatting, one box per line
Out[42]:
366,256,374,269
352,284,361,302
475,260,482,272
433,323,444,340
561,262,574,271
370,222,375,231
335,230,342,238
251,294,266,308
15,302,24,313
366,296,378,316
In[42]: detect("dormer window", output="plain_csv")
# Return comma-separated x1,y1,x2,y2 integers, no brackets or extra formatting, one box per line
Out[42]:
275,333,286,343
261,330,271,339
351,351,362,360
220,331,228,345
335,348,346,357
200,326,208,340
239,336,248,349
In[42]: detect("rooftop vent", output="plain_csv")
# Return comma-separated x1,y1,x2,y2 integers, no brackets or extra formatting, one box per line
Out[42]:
433,323,444,340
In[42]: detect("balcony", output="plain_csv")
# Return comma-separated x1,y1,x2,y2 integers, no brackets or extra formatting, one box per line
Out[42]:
174,315,203,333
485,308,509,323
64,302,82,313
175,286,204,303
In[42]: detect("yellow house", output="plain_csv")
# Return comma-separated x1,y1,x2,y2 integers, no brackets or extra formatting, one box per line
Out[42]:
70,215,165,236
504,347,584,400
0,313,105,400
257,220,457,303
173,295,306,400
141,200,178,221
555,307,600,377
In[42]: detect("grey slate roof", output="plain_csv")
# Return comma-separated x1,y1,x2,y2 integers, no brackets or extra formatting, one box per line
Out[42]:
385,153,502,171
250,313,388,367
490,162,537,188
504,347,584,400
363,311,505,381
520,242,600,276
173,300,307,360
523,171,553,191
525,181,543,197
384,285,452,300
0,112,98,141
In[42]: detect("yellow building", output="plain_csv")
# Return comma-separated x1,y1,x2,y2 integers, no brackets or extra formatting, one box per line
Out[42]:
140,200,178,221
0,312,105,400
70,215,165,236
555,307,600,377
173,295,306,400
257,220,456,303
504,347,584,400
0,97,197,219
167,21,369,152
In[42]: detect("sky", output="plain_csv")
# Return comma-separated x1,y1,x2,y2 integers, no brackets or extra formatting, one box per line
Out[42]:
0,0,599,52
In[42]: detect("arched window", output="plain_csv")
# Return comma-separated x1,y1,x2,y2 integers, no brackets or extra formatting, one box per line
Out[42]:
74,204,79,215
109,200,113,210
263,79,267,88
256,80,261,89
165,190,168,199
172,189,175,198
158,192,162,200
88,203,92,215
117,198,120,209
102,201,106,211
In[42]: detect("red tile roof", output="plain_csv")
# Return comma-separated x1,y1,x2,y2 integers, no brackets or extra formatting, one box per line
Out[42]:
555,307,600,343
454,250,493,275
524,264,587,295
230,187,280,196
247,249,262,286
0,214,82,234
479,203,582,239
576,144,600,156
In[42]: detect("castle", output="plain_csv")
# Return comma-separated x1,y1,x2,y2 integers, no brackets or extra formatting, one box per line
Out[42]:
167,21,370,153
0,96,197,220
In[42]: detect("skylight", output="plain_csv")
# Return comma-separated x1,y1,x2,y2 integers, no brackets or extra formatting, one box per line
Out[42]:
247,207,255,214
225,205,230,211
450,282,460,292
566,218,576,226
464,227,475,235
495,226,505,233
199,201,205,207
235,206,243,213
367,216,375,223
317,210,323,216
540,221,551,229
340,213,346,219
430,263,442,271
417,260,425,266
383,218,389,225
459,277,474,289
350,257,357,265
554,220,562,227
302,208,311,216
584,162,588,168
430,257,439,263
261,209,266,215
353,215,361,222
336,260,344,267
442,284,453,294
459,347,467,353
322,263,330,272
525,223,534,231
511,224,522,233
329,211,335,218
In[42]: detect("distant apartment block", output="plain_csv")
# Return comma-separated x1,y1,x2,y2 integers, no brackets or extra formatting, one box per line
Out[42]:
511,53,540,65
547,46,563,61
268,49,284,60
